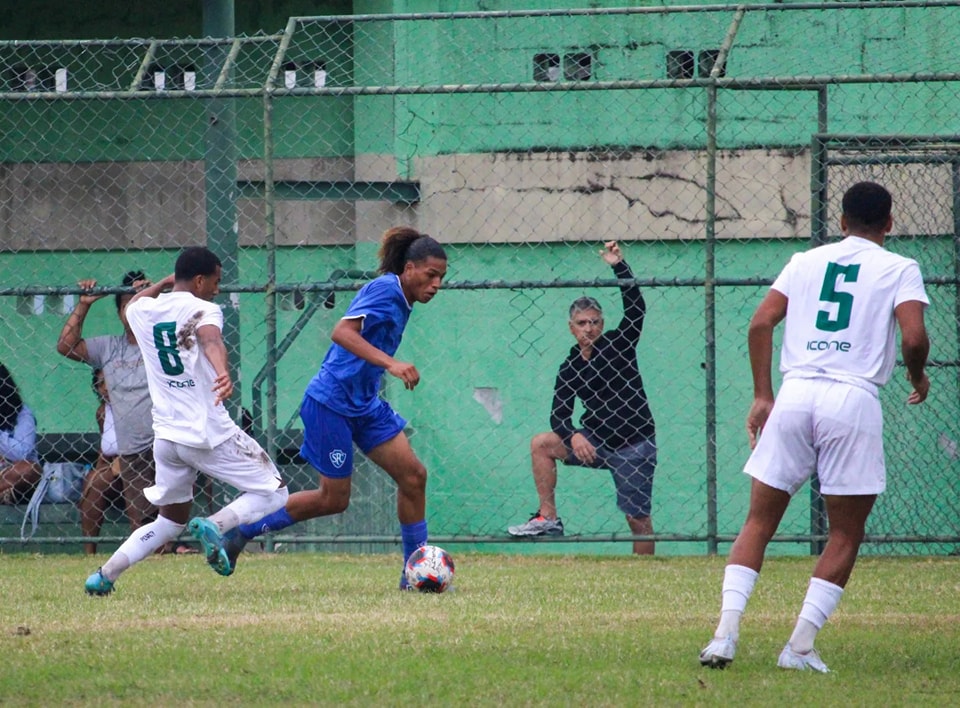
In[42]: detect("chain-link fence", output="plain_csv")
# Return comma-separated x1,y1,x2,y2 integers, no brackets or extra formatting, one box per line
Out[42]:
2,2,959,555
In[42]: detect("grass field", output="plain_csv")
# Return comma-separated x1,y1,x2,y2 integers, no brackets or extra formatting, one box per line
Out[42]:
0,552,957,706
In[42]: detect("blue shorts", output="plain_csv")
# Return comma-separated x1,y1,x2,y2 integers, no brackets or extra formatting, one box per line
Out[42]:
564,430,657,518
299,395,407,479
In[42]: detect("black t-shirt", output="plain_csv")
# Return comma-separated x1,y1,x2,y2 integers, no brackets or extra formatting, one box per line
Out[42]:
550,260,656,451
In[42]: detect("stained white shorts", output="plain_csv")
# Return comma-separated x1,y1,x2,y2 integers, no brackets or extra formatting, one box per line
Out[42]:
146,430,283,506
743,377,885,496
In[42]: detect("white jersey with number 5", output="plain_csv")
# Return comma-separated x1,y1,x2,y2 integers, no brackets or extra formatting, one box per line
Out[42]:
125,292,236,449
772,235,928,390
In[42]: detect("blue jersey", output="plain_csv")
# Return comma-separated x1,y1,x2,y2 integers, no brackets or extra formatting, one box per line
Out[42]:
304,274,412,416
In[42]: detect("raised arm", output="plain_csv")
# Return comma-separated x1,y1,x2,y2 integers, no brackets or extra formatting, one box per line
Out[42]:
128,274,174,306
56,278,103,362
601,242,645,340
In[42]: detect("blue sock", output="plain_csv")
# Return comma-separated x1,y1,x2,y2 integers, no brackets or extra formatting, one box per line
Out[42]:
399,520,428,589
238,507,295,539
401,519,429,564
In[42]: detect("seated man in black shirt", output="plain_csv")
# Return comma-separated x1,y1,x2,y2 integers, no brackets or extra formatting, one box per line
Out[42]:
508,241,657,554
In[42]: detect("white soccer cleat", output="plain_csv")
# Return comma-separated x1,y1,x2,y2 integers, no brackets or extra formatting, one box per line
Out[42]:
777,644,830,673
699,635,737,669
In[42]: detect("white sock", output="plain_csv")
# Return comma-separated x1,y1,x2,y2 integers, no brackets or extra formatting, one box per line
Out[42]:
208,508,240,534
715,564,759,640
211,487,289,532
101,515,185,581
788,577,844,653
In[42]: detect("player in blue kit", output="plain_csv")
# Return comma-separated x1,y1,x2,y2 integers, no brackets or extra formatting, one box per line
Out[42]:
223,226,448,588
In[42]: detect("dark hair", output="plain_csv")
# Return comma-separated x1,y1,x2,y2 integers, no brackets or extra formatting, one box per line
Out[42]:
569,296,603,319
377,226,447,275
842,181,892,234
175,247,222,281
0,363,24,433
115,270,146,312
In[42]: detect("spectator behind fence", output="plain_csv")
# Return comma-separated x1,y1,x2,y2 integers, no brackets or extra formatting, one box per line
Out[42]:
0,363,43,504
698,181,930,673
57,271,158,532
78,368,120,555
507,241,657,555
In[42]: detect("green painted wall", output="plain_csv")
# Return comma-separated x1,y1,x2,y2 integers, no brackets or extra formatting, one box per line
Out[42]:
3,3,958,553
4,238,957,553
4,3,959,163
0,1,353,41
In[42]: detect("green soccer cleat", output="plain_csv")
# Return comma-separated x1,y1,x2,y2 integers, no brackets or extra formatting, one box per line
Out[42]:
85,568,115,596
188,517,233,577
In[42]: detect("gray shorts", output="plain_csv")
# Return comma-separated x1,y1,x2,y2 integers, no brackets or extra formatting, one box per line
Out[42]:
563,430,656,518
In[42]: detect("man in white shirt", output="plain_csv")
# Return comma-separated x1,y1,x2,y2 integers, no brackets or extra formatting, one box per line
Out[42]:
85,247,288,596
699,182,930,672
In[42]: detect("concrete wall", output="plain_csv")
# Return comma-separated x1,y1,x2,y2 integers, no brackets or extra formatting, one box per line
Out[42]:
5,149,956,252
0,157,359,250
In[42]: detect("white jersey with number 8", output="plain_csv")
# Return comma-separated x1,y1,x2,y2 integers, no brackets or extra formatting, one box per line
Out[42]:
126,292,236,449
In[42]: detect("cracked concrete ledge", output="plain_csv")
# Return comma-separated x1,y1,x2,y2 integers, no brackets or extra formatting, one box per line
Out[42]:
413,149,954,243
2,150,952,250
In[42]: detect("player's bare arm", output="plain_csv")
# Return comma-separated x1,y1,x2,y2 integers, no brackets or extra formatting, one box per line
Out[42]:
128,273,174,306
331,317,420,390
895,299,930,404
746,289,787,447
197,323,233,404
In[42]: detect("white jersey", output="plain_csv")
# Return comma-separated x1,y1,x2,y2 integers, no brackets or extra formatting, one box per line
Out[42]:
771,235,928,391
125,291,237,449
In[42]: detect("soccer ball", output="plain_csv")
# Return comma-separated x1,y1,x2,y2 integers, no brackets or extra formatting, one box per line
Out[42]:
404,545,455,593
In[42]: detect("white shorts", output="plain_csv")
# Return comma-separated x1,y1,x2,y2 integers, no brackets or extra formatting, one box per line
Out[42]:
744,377,886,496
145,430,283,506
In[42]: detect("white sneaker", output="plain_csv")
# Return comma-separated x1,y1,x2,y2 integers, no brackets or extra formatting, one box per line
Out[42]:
699,635,737,668
777,644,830,673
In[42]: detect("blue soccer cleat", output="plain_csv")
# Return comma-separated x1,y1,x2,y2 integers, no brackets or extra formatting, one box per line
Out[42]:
188,517,233,577
85,568,115,596
221,527,249,574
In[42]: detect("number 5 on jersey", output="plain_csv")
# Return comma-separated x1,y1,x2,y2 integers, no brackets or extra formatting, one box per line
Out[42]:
816,262,860,332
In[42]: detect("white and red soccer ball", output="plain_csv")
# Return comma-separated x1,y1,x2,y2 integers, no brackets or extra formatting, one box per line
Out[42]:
404,544,455,593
